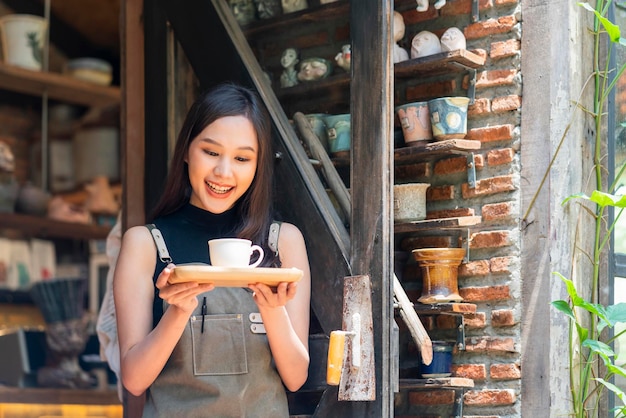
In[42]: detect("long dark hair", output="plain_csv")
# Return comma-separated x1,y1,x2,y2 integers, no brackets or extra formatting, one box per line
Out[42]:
149,83,274,248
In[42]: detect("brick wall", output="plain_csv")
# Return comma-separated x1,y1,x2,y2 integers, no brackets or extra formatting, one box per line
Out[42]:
248,0,523,415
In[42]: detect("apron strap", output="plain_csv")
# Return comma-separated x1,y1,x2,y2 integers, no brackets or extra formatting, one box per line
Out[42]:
146,223,173,264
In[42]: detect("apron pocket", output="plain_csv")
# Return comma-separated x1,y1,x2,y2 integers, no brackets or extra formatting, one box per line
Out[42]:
190,313,248,375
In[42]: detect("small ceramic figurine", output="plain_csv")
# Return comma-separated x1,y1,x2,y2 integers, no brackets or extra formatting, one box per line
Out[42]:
415,0,429,12
0,141,18,213
393,11,409,63
280,47,300,88
84,176,120,215
254,0,282,19
335,44,351,72
434,0,446,9
281,0,307,13
440,27,466,52
411,30,442,59
229,0,257,25
297,57,332,82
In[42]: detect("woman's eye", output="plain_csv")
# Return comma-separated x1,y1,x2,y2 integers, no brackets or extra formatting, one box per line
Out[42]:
235,156,250,162
203,149,218,156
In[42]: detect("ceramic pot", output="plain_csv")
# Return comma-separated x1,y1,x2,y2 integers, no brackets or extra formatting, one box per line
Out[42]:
427,97,470,140
305,113,330,152
73,127,120,184
323,114,350,158
15,182,50,216
0,14,47,70
419,340,454,378
394,183,430,222
0,176,18,213
412,247,464,304
395,102,433,146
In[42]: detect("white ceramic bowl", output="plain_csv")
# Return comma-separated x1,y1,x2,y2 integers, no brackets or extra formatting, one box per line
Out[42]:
65,58,113,86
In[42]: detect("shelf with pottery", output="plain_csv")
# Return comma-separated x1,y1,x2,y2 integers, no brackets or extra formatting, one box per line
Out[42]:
276,50,484,104
0,61,120,108
0,213,110,240
398,377,473,417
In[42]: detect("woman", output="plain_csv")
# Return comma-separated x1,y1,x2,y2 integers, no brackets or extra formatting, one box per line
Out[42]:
114,83,311,417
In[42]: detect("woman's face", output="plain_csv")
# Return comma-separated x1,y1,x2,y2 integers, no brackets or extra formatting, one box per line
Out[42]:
281,48,298,68
186,115,258,214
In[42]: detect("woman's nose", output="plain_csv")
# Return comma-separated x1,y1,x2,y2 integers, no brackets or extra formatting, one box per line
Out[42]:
214,158,232,177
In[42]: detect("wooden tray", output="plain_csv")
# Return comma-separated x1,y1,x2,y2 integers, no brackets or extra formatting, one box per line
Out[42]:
169,264,303,287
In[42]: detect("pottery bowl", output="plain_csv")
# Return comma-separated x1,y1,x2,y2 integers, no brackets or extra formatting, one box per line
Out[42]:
427,97,470,140
65,58,113,86
322,114,350,158
393,183,430,222
395,101,432,146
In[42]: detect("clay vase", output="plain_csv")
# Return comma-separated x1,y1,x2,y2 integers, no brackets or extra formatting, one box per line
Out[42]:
393,183,430,222
412,248,464,304
395,102,433,147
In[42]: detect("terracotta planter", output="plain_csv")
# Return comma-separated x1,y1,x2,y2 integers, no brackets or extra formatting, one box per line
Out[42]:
412,248,464,304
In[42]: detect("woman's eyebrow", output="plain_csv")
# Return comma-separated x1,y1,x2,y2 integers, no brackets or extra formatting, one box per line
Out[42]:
199,137,256,152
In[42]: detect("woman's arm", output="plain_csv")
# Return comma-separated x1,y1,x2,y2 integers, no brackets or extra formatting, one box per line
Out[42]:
249,222,311,391
114,226,213,396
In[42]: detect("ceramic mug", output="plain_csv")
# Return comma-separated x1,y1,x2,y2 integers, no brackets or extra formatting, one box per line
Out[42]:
395,102,433,146
208,238,264,268
305,113,330,152
427,96,470,140
323,113,351,158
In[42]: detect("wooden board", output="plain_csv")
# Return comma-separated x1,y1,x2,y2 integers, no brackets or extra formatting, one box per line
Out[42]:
0,213,111,240
394,49,486,78
394,139,482,165
398,377,474,390
394,215,482,234
169,265,303,287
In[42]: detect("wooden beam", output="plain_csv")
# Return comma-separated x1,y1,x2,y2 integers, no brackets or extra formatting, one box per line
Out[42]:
349,0,394,415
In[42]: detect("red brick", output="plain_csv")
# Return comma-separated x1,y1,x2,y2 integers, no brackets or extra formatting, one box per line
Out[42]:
395,162,431,179
482,201,513,221
428,185,455,201
408,390,455,405
487,148,515,166
474,69,517,89
469,230,512,249
468,98,491,116
401,6,438,25
440,0,493,16
465,312,487,328
452,363,487,380
490,39,521,59
460,285,510,302
464,389,517,406
490,256,513,273
434,154,484,175
465,15,518,39
459,259,490,277
492,95,521,112
466,124,514,142
465,337,517,353
490,363,521,380
406,80,457,102
426,207,475,219
462,175,516,198
491,309,516,326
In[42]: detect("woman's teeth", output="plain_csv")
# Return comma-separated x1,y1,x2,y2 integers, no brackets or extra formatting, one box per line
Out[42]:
207,182,232,194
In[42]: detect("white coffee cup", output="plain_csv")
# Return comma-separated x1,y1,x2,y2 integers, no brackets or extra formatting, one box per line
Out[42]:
208,238,265,268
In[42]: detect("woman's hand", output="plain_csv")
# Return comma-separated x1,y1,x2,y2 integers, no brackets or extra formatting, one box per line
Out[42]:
156,263,215,314
249,282,297,309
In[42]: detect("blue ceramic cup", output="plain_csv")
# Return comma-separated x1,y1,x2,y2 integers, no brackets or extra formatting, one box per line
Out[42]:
420,340,454,378
427,97,470,140
323,113,351,157
305,113,330,152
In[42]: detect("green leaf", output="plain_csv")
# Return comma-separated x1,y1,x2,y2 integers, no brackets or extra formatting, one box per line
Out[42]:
589,190,626,208
584,339,615,364
554,272,585,305
552,300,575,319
607,303,626,325
607,363,626,379
576,323,589,342
562,192,589,206
579,2,621,42
596,378,626,406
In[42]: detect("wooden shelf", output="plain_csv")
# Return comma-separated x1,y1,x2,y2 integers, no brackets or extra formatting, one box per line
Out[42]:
0,387,120,405
243,1,349,37
411,302,477,315
0,62,120,107
394,139,481,165
394,49,485,79
399,377,474,390
0,213,111,240
394,215,481,234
